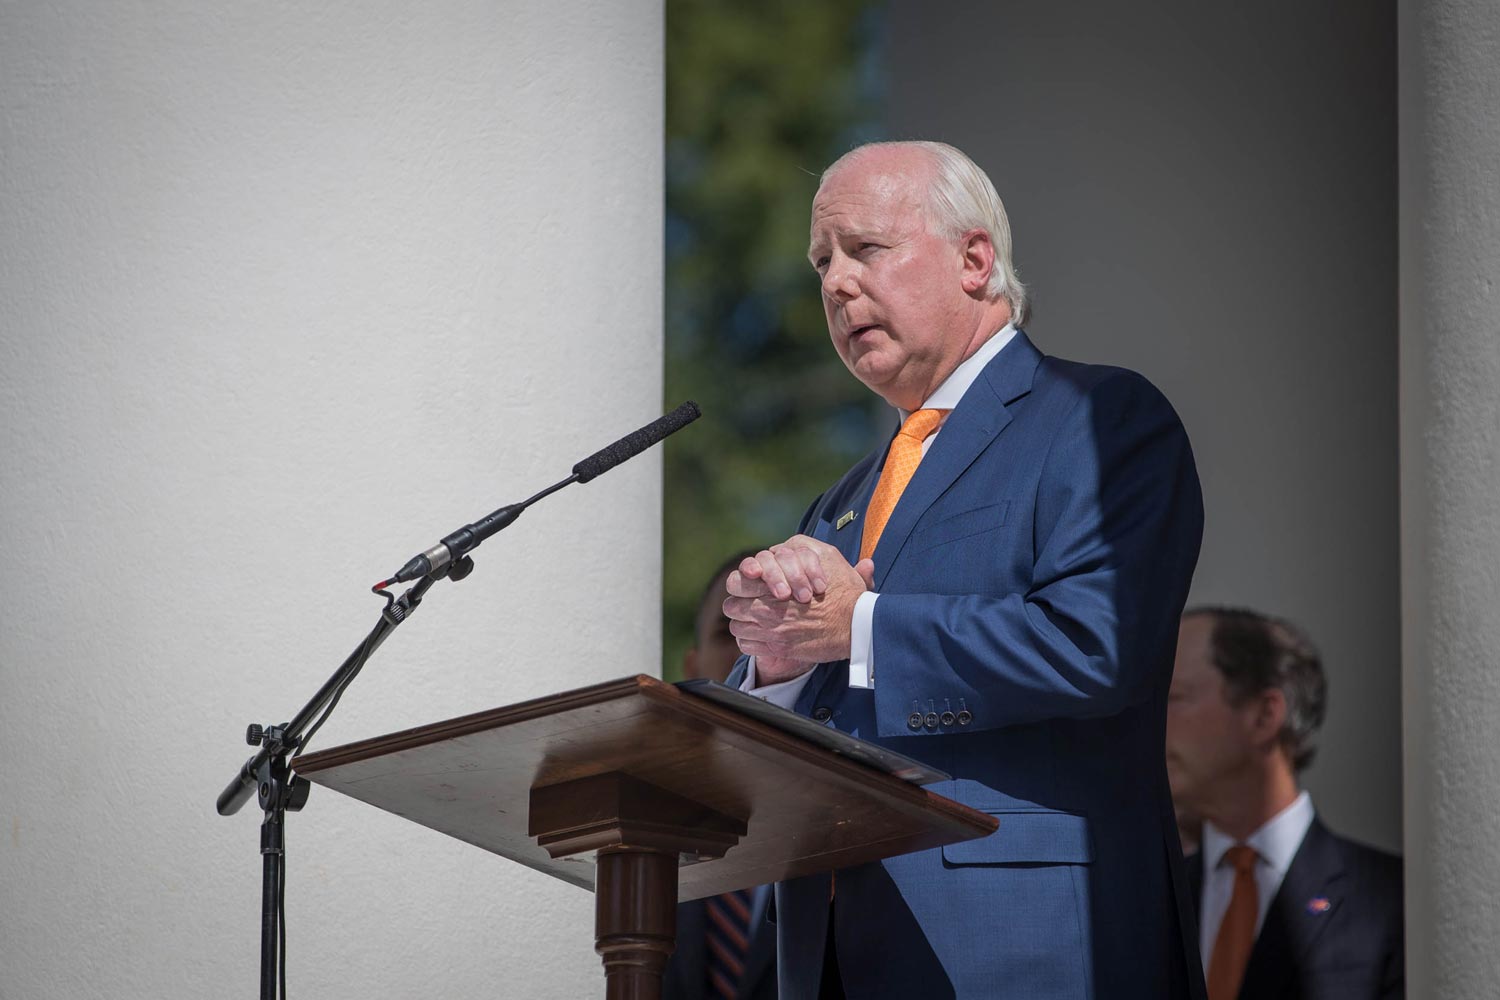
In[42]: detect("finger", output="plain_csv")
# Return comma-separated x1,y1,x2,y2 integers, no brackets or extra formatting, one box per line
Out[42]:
723,596,757,623
738,556,765,580
790,534,846,594
753,548,794,601
854,558,876,591
768,539,816,602
791,544,830,598
724,571,772,600
728,621,778,658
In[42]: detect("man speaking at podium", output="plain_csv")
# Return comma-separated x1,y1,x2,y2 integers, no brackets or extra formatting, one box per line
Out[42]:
724,141,1206,999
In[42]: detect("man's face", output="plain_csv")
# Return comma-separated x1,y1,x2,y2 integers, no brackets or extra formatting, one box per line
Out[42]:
808,149,976,410
1165,615,1261,813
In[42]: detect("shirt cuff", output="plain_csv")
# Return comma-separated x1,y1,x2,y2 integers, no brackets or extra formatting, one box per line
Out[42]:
739,656,818,711
848,591,879,689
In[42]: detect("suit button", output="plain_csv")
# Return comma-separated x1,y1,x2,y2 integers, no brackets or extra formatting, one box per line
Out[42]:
907,712,924,731
923,712,939,730
812,706,832,722
956,709,973,726
940,711,956,727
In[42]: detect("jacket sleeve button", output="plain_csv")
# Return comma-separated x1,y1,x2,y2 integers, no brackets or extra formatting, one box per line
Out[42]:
907,712,924,731
812,706,832,722
940,710,956,727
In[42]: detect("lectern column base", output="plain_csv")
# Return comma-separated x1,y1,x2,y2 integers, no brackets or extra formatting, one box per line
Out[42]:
594,847,677,1000
528,771,750,1000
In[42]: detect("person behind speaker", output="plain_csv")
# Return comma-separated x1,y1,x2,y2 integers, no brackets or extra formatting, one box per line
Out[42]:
664,551,778,1000
1167,607,1403,1000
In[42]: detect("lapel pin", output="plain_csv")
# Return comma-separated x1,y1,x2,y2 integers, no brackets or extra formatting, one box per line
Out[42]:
1305,896,1332,915
836,510,857,530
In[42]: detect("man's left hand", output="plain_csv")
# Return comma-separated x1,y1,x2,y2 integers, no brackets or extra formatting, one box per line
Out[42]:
723,535,875,664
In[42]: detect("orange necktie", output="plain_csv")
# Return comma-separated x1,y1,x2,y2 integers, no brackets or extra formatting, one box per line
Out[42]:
1207,844,1259,1000
860,409,946,561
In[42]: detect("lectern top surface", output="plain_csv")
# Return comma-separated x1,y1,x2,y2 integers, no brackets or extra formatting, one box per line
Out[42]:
294,674,995,900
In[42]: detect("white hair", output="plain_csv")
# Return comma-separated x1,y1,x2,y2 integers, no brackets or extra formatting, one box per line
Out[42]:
823,141,1029,325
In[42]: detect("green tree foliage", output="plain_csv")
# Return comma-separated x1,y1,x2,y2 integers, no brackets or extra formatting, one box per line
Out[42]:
663,0,886,678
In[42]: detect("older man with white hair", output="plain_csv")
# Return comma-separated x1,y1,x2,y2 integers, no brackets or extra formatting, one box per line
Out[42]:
725,141,1206,999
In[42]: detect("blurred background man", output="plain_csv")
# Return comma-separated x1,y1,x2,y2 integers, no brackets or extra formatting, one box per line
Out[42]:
665,550,777,1000
681,551,759,684
1167,608,1403,1000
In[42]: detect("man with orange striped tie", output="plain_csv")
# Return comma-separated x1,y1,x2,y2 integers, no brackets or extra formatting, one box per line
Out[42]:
724,140,1205,999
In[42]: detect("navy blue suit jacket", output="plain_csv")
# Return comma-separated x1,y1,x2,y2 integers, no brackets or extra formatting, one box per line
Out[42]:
731,333,1206,999
1188,819,1404,999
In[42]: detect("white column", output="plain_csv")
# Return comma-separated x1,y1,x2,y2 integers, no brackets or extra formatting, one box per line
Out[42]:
1399,0,1500,995
0,2,662,997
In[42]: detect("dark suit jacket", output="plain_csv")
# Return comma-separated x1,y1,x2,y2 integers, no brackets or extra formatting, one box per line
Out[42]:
1188,818,1404,999
662,890,777,1000
731,333,1206,1000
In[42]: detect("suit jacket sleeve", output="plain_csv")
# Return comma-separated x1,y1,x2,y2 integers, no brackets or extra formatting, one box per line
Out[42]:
870,370,1202,736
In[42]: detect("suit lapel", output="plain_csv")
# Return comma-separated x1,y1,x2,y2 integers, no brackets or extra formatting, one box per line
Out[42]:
1238,818,1346,999
870,333,1042,589
835,449,886,567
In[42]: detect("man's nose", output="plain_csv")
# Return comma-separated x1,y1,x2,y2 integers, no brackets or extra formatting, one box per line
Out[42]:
822,256,858,301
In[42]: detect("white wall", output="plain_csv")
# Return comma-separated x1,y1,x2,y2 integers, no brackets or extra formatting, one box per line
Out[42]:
0,2,662,997
886,0,1401,851
1399,0,1500,993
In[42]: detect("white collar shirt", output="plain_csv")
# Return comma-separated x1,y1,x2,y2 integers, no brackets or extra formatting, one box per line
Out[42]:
898,322,1018,447
1197,790,1316,969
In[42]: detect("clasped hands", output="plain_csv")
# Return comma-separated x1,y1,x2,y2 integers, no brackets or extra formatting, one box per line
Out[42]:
723,535,876,684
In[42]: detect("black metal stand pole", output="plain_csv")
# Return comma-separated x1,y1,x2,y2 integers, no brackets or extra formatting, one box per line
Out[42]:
254,749,308,1000
218,568,455,1000
261,809,280,1000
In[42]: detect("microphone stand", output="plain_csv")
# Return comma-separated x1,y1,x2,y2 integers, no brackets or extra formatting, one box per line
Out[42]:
215,401,701,1000
217,564,465,1000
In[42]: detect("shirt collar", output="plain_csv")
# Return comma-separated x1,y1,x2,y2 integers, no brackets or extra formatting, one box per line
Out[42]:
1202,790,1315,876
898,323,1018,418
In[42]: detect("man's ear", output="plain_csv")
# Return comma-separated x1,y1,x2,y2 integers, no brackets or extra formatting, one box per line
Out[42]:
1251,688,1288,749
958,228,996,296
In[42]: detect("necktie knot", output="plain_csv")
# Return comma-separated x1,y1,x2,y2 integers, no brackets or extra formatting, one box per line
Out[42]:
899,408,946,442
1223,844,1258,874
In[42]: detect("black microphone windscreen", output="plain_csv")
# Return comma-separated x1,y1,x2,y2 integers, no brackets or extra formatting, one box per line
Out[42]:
572,401,701,483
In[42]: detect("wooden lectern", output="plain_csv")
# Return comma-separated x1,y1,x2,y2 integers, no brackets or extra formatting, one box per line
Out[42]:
294,675,997,999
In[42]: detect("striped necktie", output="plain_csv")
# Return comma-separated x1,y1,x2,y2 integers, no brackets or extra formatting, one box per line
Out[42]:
705,887,753,999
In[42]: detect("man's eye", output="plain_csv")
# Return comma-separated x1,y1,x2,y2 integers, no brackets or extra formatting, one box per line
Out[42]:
856,242,881,255
813,256,830,271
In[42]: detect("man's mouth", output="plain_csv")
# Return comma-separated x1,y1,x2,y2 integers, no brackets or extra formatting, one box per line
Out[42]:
847,323,880,340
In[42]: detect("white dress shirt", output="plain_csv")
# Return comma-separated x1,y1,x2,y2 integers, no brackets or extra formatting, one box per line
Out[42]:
1197,790,1316,969
739,323,1018,710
